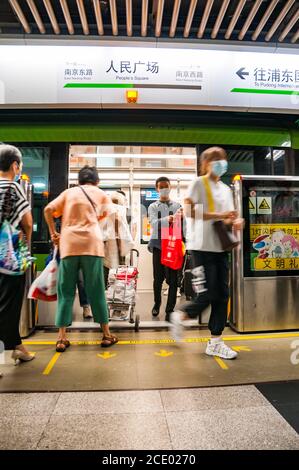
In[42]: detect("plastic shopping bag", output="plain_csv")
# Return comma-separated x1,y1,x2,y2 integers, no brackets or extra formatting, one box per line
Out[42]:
28,248,59,301
0,220,34,276
161,219,184,271
107,281,136,304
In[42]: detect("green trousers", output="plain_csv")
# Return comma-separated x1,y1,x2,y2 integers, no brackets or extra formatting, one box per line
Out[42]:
56,256,108,327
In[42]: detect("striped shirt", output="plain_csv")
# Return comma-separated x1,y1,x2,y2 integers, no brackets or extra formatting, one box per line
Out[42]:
0,178,30,228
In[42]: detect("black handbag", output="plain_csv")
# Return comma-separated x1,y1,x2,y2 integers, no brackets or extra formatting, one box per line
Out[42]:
202,176,240,252
213,220,239,252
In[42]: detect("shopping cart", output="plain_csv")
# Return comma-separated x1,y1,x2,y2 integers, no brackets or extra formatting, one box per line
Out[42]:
106,249,140,331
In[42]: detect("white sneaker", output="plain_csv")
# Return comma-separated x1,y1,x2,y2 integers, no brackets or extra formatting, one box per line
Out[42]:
170,311,184,342
205,340,238,359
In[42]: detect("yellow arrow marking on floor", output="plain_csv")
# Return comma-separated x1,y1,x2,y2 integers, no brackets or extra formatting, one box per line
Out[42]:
213,357,229,370
42,352,61,375
232,346,251,352
155,349,174,357
97,352,117,360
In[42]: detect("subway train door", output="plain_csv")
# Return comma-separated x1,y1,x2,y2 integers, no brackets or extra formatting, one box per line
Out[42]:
37,144,197,330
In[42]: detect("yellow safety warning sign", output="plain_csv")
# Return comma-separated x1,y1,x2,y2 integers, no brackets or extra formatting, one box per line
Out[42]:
259,199,270,210
249,197,256,214
257,197,272,215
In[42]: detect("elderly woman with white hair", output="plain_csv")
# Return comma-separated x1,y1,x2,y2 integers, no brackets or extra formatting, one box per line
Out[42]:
103,190,134,288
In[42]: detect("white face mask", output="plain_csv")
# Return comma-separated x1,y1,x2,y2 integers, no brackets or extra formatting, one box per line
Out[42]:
211,160,228,177
159,188,170,198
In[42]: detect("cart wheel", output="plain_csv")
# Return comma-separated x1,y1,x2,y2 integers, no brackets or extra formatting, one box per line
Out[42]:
134,314,140,332
128,306,134,324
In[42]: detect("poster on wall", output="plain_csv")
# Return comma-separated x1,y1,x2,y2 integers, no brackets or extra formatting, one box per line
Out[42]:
247,181,299,272
251,224,299,271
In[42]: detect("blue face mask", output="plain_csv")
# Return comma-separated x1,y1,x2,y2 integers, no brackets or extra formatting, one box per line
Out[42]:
211,160,228,177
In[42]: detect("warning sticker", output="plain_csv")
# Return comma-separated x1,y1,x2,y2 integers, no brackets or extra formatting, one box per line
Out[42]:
257,197,272,215
249,197,256,214
250,223,299,241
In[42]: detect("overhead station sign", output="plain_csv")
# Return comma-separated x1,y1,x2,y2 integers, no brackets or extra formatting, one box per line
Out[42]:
0,45,298,111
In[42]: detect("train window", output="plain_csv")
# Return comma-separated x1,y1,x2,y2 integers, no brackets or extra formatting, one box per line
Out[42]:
272,148,286,175
19,146,50,242
20,147,50,193
69,144,196,188
197,145,288,180
69,145,196,175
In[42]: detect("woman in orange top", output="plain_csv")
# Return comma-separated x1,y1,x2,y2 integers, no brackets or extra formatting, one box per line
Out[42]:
44,166,118,352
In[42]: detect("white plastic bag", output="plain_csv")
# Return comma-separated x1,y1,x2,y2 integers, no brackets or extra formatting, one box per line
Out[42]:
107,281,136,304
28,248,59,301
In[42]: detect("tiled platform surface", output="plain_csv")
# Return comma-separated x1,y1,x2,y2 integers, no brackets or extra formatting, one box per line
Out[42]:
0,385,298,450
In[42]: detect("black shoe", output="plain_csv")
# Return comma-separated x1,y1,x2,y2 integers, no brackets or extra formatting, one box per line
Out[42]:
152,306,160,317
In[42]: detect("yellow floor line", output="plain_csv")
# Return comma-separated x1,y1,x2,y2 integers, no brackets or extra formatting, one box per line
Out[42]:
42,352,61,375
23,331,299,347
24,341,56,345
214,356,229,370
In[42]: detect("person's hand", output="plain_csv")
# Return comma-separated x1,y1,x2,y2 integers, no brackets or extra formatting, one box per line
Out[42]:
175,208,184,219
168,215,174,223
221,210,237,221
51,232,60,246
233,218,245,231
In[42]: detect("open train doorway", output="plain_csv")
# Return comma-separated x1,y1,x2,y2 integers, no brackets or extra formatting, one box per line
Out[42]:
35,142,291,332
68,144,197,330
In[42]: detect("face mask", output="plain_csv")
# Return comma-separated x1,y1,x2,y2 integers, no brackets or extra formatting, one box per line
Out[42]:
159,188,170,198
14,163,21,182
211,160,228,177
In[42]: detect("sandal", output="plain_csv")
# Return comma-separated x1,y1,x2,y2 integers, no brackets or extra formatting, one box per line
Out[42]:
56,340,66,352
62,339,71,348
101,335,119,348
56,339,70,353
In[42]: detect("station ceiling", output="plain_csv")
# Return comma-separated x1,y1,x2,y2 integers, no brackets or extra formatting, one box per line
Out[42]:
0,0,298,45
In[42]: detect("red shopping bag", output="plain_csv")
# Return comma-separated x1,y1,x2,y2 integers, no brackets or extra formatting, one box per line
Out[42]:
161,219,184,271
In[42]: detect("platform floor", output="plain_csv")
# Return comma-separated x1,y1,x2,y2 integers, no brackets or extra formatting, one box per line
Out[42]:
1,328,299,392
0,383,299,450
